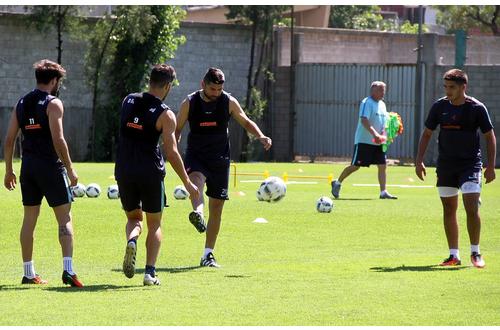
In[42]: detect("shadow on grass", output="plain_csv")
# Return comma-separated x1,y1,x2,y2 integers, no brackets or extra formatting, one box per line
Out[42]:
370,265,468,272
43,284,142,292
0,285,33,291
337,198,376,201
225,274,251,278
111,265,202,274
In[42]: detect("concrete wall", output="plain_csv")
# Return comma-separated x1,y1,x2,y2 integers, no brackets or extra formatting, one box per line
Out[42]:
276,26,500,67
0,13,93,161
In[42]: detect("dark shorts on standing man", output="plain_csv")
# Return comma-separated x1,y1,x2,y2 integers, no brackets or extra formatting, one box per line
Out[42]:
117,178,167,213
20,157,73,207
351,143,386,167
436,163,482,189
184,151,229,200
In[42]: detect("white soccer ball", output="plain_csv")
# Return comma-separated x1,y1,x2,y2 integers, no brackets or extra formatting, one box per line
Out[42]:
316,196,334,213
173,185,189,200
86,183,101,198
71,183,86,198
260,176,286,203
107,184,120,199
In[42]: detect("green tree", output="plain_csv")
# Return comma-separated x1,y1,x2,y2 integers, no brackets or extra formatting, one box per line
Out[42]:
434,5,500,35
84,5,186,161
24,5,84,64
226,5,288,161
329,5,384,30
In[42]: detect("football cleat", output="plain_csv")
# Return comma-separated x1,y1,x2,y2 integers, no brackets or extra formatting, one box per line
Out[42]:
62,271,84,287
143,273,161,286
470,252,485,268
200,252,221,268
331,180,341,199
21,274,48,285
439,255,461,266
123,240,137,278
380,191,398,199
189,211,207,233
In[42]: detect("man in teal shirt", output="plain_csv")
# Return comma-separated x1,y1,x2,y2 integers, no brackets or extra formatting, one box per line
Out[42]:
331,81,397,200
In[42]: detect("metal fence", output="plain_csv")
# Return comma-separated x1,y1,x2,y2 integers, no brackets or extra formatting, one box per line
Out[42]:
294,63,419,160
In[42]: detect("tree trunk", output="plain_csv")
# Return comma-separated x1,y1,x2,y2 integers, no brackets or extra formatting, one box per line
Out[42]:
56,5,63,64
240,19,258,162
88,18,118,161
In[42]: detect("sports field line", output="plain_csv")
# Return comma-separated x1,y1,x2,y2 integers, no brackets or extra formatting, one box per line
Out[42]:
353,184,434,188
240,180,318,184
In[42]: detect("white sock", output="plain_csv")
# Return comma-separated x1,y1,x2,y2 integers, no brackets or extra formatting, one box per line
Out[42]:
471,245,480,254
380,190,387,195
63,257,75,275
23,261,35,279
203,248,213,258
450,249,460,259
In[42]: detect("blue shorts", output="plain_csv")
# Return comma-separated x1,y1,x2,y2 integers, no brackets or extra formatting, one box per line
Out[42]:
117,178,167,213
20,158,73,207
184,151,229,200
351,143,386,167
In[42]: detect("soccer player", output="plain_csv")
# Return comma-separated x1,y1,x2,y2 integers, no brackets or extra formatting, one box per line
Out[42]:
331,81,397,200
3,59,83,287
176,67,272,268
415,69,496,268
115,64,199,286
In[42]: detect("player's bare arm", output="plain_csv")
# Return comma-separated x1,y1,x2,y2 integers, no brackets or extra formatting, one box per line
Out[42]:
415,128,433,181
4,106,20,190
228,97,272,151
47,99,78,186
159,110,199,200
175,98,190,144
484,129,496,184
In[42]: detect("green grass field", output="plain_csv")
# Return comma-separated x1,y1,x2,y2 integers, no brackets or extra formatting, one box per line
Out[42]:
0,161,499,325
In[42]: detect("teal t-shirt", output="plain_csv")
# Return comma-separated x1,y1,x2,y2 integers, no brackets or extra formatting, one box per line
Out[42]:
354,96,388,145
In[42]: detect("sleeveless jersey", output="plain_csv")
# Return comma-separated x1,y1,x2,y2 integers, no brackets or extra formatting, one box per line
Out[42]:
16,89,59,162
114,92,167,180
186,90,231,160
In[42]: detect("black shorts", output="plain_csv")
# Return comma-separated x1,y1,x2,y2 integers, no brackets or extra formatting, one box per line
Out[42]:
20,158,73,207
117,178,167,213
184,152,229,200
351,143,386,167
436,164,482,188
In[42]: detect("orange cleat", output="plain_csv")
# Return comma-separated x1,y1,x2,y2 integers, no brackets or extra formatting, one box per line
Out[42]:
439,255,461,266
21,274,48,285
62,271,84,287
470,252,485,268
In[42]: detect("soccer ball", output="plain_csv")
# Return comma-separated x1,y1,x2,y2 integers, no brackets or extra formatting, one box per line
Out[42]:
173,185,189,200
316,196,334,213
86,183,101,198
71,183,86,198
256,183,270,202
107,184,120,199
259,176,286,203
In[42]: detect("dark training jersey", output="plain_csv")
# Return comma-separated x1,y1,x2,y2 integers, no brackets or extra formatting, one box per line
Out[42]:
114,92,167,181
16,89,60,163
186,90,231,161
425,96,493,169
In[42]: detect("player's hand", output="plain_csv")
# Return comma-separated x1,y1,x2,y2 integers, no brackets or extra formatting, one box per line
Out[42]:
185,181,200,201
484,166,496,184
4,171,17,190
372,133,387,145
67,168,78,187
415,162,426,181
259,136,272,151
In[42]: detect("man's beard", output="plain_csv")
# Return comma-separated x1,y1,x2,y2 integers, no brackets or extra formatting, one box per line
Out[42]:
50,85,60,97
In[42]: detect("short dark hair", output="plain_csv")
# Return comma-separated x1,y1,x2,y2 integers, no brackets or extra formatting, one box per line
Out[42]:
33,59,66,84
203,67,225,85
150,64,176,88
443,69,468,85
